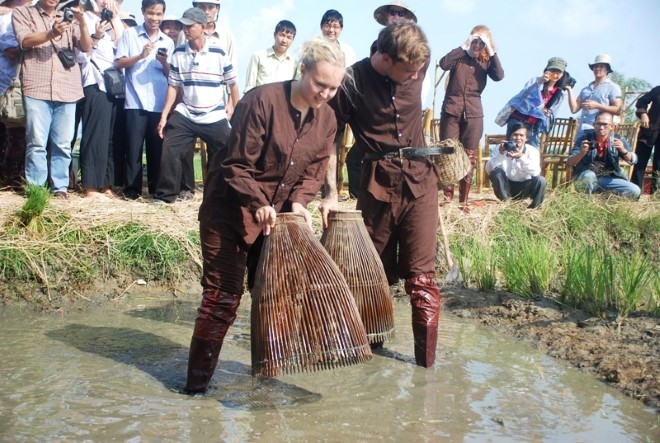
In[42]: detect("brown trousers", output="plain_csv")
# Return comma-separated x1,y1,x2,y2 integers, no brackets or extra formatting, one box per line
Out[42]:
440,112,481,202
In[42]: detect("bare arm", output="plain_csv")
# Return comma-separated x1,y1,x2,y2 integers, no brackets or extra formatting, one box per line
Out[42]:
115,42,153,69
565,86,580,114
157,85,179,138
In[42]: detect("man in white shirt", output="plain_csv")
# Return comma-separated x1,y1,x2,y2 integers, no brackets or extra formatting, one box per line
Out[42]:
243,20,296,94
485,122,546,208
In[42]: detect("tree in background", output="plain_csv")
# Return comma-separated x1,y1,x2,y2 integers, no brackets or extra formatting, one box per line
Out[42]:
612,72,652,123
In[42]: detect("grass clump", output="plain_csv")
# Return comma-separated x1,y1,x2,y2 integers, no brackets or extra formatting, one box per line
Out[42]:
445,189,659,318
17,184,50,233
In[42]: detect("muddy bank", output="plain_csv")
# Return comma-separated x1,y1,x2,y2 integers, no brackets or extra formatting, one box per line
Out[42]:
435,286,660,411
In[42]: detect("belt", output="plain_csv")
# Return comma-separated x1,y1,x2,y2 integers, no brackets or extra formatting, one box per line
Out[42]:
363,146,455,160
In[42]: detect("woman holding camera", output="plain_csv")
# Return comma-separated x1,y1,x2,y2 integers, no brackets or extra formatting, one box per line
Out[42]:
439,24,504,208
77,0,124,198
498,57,573,148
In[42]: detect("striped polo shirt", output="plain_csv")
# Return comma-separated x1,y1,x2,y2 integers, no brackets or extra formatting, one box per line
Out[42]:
169,39,237,124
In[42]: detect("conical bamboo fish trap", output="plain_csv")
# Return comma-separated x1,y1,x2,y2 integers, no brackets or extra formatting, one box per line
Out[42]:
251,213,372,377
320,210,395,344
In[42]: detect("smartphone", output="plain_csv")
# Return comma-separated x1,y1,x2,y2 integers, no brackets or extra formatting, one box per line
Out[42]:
157,47,167,57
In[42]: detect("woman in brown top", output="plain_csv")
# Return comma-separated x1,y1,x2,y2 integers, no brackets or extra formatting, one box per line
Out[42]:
185,38,346,394
439,25,504,207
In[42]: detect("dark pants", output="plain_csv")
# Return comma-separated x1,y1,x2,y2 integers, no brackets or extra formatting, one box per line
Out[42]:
155,113,230,203
489,168,546,208
440,112,482,202
631,133,659,194
80,85,116,190
345,144,364,198
113,98,127,187
124,109,162,196
358,186,439,285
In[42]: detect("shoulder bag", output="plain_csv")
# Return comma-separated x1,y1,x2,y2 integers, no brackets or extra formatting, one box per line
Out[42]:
0,51,25,125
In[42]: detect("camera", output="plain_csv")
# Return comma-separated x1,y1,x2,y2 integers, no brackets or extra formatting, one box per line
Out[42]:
588,140,598,150
503,141,518,152
561,71,577,90
100,8,113,22
62,7,75,23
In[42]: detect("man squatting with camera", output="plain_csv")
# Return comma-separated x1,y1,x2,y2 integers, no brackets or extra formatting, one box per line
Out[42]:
567,111,640,199
12,0,92,200
485,121,546,209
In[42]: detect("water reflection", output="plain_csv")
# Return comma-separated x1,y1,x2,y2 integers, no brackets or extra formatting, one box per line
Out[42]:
0,296,657,442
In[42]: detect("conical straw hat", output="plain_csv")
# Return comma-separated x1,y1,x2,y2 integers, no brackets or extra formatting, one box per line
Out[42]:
251,213,372,377
321,210,395,344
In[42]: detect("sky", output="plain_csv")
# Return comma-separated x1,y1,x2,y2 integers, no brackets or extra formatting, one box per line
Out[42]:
119,0,660,137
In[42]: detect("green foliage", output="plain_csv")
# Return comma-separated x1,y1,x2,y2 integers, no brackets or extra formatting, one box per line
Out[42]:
18,184,50,232
610,72,652,123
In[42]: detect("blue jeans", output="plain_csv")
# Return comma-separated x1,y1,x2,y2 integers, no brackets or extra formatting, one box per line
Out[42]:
24,96,76,192
574,170,641,199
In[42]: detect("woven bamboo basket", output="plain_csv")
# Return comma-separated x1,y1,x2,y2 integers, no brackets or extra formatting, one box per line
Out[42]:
433,138,471,188
251,213,372,377
320,210,395,344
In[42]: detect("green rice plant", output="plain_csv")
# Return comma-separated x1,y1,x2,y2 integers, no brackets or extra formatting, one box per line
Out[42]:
17,184,50,233
470,240,497,292
615,253,655,324
104,222,189,281
450,242,471,288
560,245,615,318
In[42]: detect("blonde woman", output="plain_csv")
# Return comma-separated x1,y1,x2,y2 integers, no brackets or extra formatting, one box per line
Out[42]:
439,25,504,207
185,38,346,394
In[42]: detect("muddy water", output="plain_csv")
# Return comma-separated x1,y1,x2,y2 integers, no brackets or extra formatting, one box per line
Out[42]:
0,295,657,442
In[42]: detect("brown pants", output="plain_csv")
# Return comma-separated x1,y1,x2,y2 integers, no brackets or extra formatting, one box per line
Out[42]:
357,186,438,284
440,112,481,203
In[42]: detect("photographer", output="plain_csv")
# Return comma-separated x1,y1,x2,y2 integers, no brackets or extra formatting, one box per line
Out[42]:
485,122,546,208
498,57,574,148
12,0,92,199
567,111,640,199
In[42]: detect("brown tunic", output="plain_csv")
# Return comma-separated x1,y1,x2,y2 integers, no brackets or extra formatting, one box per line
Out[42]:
439,47,504,119
198,81,336,293
330,58,439,282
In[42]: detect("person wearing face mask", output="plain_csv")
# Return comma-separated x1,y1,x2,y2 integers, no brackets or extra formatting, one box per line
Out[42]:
567,111,639,199
499,57,574,148
566,54,622,137
485,122,546,208
438,25,504,209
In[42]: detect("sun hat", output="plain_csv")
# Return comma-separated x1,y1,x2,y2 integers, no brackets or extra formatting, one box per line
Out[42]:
178,7,208,26
161,14,179,24
588,54,613,74
373,1,417,26
545,56,567,72
119,11,137,27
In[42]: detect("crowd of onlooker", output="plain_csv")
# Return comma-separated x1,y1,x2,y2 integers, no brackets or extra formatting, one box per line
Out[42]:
0,0,656,207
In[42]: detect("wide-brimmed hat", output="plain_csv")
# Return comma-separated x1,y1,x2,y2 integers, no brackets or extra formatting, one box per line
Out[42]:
373,1,417,26
545,56,567,73
178,7,208,26
119,11,137,27
588,54,613,74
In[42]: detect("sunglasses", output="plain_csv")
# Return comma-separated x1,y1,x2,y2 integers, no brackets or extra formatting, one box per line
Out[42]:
471,39,486,47
594,122,611,127
388,9,407,17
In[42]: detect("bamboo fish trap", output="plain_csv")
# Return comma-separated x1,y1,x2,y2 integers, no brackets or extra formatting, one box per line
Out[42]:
320,210,395,344
433,138,471,188
251,213,372,377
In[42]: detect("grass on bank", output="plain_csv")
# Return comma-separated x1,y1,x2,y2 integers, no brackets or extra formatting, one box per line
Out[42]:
448,190,659,320
0,191,201,303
